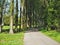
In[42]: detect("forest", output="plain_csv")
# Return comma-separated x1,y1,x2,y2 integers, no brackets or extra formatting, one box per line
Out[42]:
0,0,60,45
0,0,60,33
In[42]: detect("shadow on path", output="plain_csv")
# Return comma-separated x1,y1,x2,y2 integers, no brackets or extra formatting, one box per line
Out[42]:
25,28,39,33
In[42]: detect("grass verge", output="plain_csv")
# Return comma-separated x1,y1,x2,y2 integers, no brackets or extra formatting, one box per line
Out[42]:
40,30,60,43
0,32,24,45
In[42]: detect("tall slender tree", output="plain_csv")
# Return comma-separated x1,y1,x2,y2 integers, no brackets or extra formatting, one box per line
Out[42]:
0,0,2,33
0,0,5,33
9,0,14,34
15,0,18,32
19,0,21,30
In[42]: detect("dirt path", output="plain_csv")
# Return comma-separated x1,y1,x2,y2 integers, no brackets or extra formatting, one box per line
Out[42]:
24,31,60,45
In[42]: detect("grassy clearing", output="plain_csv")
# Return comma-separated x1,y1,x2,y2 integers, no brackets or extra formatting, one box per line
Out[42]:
2,26,20,30
40,30,60,43
2,26,15,30
2,26,10,30
0,32,24,45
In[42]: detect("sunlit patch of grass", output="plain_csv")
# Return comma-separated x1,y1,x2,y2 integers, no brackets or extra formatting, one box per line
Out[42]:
0,32,24,45
2,26,10,30
40,30,60,43
2,26,21,30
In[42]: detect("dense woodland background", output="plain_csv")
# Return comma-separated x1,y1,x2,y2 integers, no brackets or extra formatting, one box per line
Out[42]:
0,0,60,34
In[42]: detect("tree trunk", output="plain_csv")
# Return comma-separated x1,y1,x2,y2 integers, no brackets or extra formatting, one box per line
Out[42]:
9,15,13,34
19,7,21,30
0,9,1,33
0,27,1,33
15,0,18,32
9,0,14,34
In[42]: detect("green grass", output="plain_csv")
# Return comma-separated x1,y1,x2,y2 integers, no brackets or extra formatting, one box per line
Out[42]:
40,30,60,43
2,26,10,30
2,26,20,30
0,32,24,45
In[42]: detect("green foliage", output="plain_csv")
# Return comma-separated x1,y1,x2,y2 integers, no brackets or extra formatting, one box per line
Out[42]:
40,30,60,42
3,15,10,24
1,0,60,31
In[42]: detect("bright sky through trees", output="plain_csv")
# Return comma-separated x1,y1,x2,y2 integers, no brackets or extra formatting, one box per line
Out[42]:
5,0,21,16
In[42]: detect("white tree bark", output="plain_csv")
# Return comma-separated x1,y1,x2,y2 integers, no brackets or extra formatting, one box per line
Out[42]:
9,16,13,34
0,25,1,33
